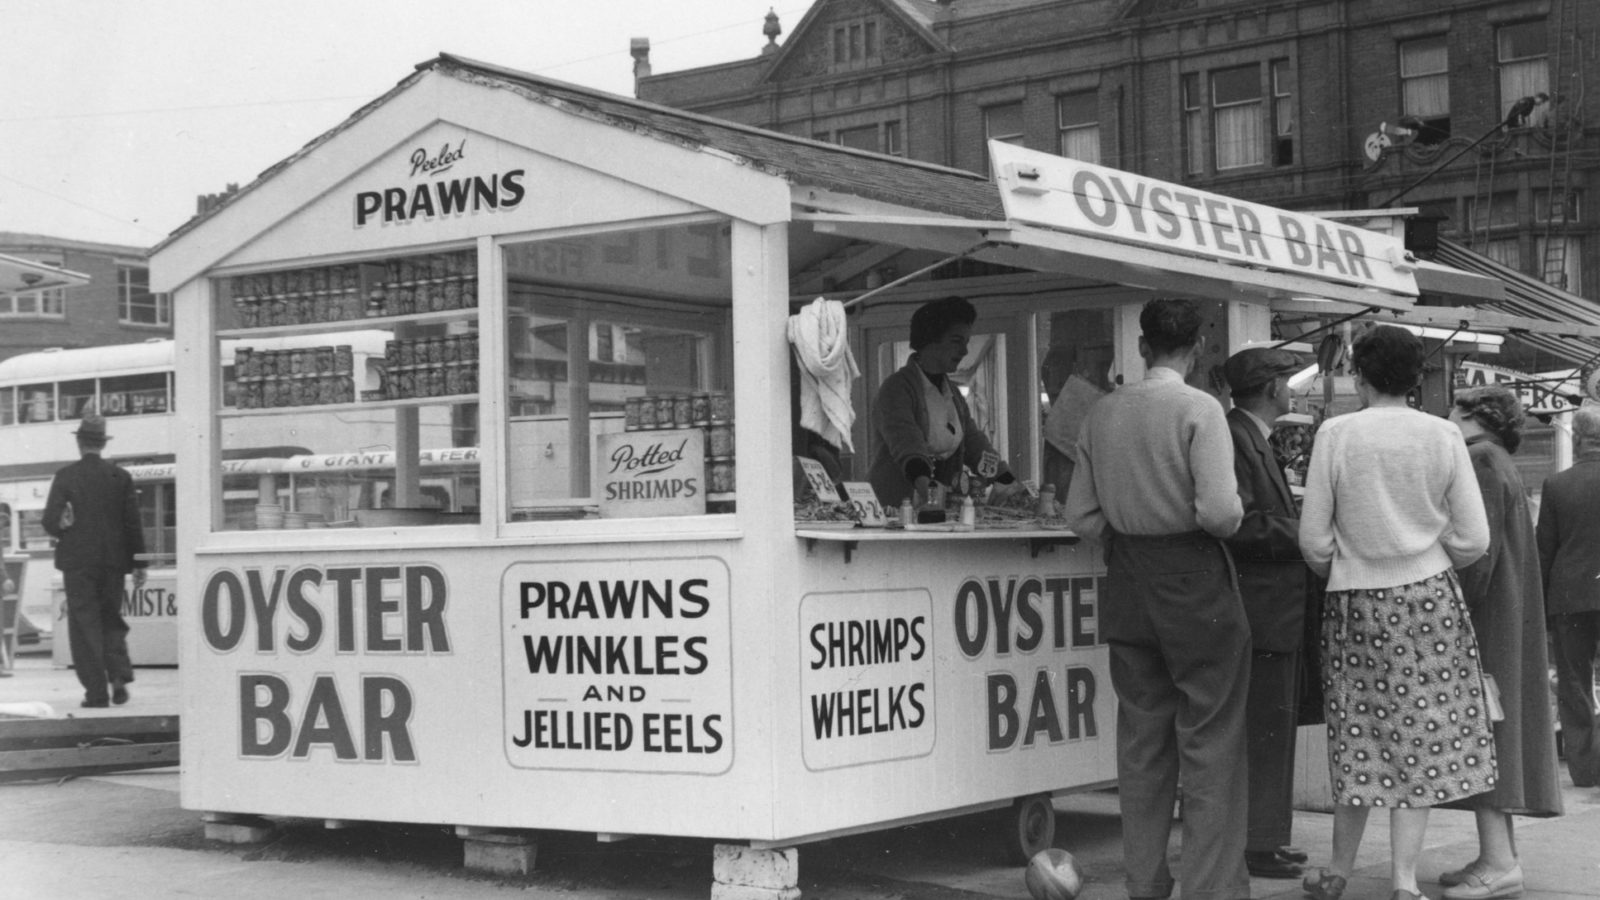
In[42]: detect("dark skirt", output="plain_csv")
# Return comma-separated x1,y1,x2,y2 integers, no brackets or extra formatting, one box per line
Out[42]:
1321,569,1498,807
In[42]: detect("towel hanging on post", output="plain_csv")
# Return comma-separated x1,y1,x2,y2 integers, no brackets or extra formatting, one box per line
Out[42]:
787,297,860,453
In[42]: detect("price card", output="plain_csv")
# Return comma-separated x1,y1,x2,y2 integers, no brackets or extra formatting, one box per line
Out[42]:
978,449,1001,479
797,457,842,502
840,482,887,527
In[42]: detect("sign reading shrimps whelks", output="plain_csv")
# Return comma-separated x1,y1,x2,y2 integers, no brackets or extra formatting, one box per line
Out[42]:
503,557,733,774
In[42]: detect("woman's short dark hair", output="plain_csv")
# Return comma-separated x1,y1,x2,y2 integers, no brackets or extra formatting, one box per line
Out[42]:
1454,384,1525,454
909,296,977,350
1351,325,1425,396
1139,298,1204,356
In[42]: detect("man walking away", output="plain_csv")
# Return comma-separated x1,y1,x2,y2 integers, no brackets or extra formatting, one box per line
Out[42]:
1063,298,1250,900
1222,347,1313,879
42,412,147,708
1537,404,1600,789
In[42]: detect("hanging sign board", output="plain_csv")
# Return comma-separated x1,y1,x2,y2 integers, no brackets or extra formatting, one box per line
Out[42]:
990,142,1418,296
597,429,706,518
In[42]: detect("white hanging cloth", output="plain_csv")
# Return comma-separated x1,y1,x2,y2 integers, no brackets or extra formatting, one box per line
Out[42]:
787,297,861,453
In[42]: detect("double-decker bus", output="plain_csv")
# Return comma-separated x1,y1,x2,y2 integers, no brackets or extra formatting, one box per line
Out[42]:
0,335,479,662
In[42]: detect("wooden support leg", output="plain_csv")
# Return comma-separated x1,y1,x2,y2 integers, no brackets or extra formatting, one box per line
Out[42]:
458,827,538,876
201,811,275,843
711,844,801,900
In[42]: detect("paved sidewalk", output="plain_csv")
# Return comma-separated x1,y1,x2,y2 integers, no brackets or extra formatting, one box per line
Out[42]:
3,651,1598,899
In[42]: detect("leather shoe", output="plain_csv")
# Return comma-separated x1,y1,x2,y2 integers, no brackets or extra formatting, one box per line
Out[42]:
81,698,109,708
1248,849,1306,879
1442,864,1523,900
1279,846,1310,864
1440,861,1487,888
112,681,129,705
1303,868,1347,900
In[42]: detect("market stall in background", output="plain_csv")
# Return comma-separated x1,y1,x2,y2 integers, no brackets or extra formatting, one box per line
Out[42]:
150,54,1502,894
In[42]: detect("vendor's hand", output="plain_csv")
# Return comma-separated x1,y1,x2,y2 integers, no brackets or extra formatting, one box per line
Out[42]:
133,569,147,590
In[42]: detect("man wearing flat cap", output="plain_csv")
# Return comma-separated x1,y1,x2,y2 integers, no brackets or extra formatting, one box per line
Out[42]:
43,411,147,708
1221,347,1314,879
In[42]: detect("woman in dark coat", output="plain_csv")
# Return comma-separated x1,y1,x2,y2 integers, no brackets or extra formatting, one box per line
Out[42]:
1441,385,1564,900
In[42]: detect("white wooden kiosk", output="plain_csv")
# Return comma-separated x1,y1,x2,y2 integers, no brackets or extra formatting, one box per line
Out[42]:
151,55,1434,893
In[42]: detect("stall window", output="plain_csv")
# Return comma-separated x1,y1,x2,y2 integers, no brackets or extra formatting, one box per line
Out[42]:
213,248,482,530
874,333,1009,461
502,220,733,521
1038,308,1116,495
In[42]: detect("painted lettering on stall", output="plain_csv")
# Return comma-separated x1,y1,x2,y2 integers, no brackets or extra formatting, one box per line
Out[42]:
509,576,724,756
354,168,525,227
806,616,928,739
953,575,1103,751
122,584,176,618
201,564,451,764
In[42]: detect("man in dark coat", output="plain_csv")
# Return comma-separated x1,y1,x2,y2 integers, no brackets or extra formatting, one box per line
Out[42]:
1537,404,1600,789
42,412,147,708
1222,347,1312,878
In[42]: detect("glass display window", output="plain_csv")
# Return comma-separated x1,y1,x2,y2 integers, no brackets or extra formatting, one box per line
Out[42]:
501,220,733,521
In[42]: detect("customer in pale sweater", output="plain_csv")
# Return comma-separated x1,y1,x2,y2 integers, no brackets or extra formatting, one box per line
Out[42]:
1297,325,1494,900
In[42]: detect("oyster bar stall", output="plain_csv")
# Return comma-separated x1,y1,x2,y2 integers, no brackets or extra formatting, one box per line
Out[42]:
150,56,1443,885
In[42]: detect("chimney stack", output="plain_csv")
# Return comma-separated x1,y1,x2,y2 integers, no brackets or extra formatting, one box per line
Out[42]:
631,38,652,86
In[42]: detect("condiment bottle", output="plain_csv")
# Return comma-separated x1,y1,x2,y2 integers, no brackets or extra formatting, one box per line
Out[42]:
1037,483,1057,518
960,496,976,527
900,497,914,526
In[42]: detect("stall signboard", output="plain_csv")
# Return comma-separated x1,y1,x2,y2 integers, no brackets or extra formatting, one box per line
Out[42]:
990,142,1416,296
839,482,885,526
800,588,934,770
597,429,706,518
797,457,841,502
502,557,733,774
1457,361,1582,413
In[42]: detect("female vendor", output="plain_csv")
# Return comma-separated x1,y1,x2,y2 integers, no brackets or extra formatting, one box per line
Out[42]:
868,295,1018,507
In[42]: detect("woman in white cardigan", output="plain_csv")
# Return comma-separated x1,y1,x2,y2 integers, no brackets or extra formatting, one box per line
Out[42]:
1297,325,1494,900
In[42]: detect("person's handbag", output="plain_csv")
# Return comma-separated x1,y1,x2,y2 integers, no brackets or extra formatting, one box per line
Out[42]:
1482,673,1506,723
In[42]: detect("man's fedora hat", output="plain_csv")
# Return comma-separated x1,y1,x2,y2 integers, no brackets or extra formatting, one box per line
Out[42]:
73,411,111,440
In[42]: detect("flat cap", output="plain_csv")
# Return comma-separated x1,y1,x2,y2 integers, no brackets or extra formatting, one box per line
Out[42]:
1223,347,1303,393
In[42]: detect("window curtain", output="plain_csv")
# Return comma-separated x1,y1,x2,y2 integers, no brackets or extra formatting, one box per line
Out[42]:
1215,103,1263,169
1501,61,1550,120
1535,236,1583,294
1485,238,1522,270
1061,126,1100,164
1401,42,1449,116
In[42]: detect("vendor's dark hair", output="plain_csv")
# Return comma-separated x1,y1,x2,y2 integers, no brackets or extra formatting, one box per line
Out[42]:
1454,384,1525,454
1139,298,1204,355
909,296,977,351
1351,324,1424,396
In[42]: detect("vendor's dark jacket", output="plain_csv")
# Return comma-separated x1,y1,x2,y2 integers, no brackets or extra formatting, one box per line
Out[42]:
869,360,1007,507
43,453,147,574
1222,407,1307,652
1537,450,1600,615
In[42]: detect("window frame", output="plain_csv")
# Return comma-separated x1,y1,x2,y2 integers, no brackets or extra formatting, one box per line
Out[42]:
1056,91,1101,164
1399,35,1451,144
1210,64,1265,171
1497,20,1550,123
118,264,171,327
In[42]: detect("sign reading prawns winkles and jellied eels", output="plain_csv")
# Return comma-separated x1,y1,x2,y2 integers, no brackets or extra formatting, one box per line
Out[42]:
502,558,732,774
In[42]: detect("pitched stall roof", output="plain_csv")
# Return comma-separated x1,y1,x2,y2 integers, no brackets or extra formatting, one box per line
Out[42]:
1434,238,1600,367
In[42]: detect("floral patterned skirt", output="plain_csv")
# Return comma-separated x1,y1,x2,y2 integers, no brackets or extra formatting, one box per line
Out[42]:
1321,569,1498,807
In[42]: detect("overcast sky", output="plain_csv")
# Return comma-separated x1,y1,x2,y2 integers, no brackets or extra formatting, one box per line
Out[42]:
0,0,809,249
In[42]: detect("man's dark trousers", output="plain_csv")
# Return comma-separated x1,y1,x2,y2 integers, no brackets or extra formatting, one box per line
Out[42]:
1104,531,1251,900
65,567,133,704
1550,611,1600,786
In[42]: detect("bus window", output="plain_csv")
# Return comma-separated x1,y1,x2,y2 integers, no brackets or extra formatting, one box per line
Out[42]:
60,379,95,420
18,384,54,423
1,387,13,425
102,372,170,416
18,509,51,550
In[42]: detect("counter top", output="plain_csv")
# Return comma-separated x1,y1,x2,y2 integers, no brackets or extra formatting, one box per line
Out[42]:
795,525,1080,563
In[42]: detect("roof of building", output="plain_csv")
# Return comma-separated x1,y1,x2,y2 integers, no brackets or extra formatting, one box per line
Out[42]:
156,53,1006,252
0,231,151,257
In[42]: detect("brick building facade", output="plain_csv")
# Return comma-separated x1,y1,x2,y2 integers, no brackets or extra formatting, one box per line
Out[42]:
0,233,169,364
638,0,1597,368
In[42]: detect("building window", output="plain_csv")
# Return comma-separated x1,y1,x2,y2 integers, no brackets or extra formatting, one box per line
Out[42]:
884,121,903,157
1271,59,1294,165
1466,191,1520,234
1498,21,1550,124
119,265,170,326
1534,188,1581,224
984,102,1025,172
837,125,878,151
1182,73,1203,176
1212,65,1264,170
0,287,65,317
1484,238,1522,270
818,121,903,156
830,17,879,71
1056,92,1100,164
1399,36,1451,144
1536,235,1582,293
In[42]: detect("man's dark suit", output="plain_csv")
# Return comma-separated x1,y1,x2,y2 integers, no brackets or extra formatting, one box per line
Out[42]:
1223,408,1309,856
1536,450,1600,786
42,453,147,705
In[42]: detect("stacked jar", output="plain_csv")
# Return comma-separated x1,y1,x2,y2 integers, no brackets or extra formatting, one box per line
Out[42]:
364,250,478,319
233,345,356,409
227,266,365,327
622,390,734,511
381,333,479,400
